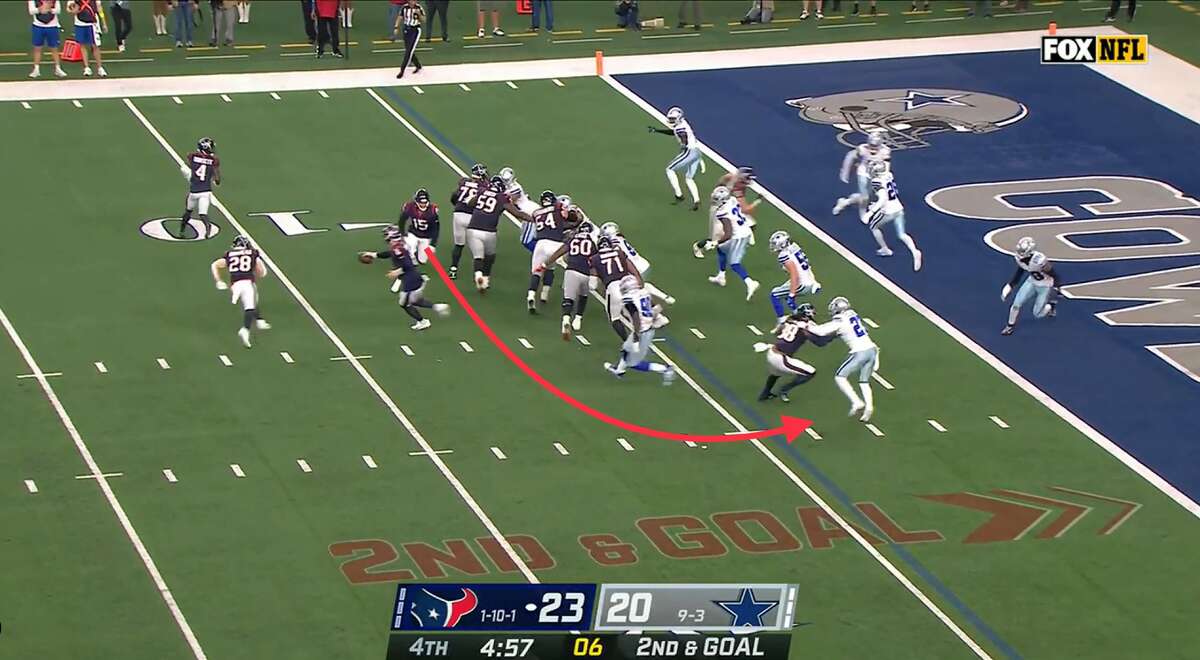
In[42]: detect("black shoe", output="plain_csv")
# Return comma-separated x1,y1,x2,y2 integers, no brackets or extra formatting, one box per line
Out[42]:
316,50,323,58
449,265,458,280
396,71,404,79
413,63,422,73
1001,324,1014,335
757,391,777,402
527,298,537,314
443,34,449,41
672,194,685,205
691,201,700,211
676,21,686,28
870,5,877,15
333,51,344,58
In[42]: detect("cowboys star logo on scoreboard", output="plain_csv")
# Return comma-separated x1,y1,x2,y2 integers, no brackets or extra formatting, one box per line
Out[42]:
1041,35,1149,64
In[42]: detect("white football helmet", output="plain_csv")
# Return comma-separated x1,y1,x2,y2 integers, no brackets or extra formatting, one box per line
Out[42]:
666,106,684,126
600,222,620,239
867,159,889,178
768,230,790,253
828,296,851,315
498,167,515,186
1016,236,1036,258
867,130,884,147
556,194,572,209
711,186,731,205
619,275,640,296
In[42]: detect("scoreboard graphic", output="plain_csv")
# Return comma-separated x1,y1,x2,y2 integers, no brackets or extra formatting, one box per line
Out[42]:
387,583,799,659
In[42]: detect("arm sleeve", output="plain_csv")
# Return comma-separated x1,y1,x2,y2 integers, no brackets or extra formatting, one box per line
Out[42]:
649,128,675,136
1006,266,1025,289
807,320,839,338
374,250,391,259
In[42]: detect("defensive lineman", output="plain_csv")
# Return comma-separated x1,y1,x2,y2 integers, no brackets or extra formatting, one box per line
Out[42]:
767,231,821,324
841,160,922,271
704,186,759,301
211,235,271,348
648,106,705,211
180,137,221,239
1001,236,1059,335
833,130,891,224
603,276,677,385
448,163,489,280
496,167,542,252
755,303,825,402
807,296,879,422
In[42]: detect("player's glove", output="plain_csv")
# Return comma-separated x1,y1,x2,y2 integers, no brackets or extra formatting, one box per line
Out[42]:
1001,284,1012,301
215,280,228,291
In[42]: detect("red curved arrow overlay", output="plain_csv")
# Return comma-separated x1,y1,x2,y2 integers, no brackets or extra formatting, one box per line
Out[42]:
423,248,813,444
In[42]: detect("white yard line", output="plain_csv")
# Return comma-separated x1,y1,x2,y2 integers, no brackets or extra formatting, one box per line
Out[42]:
506,81,519,89
871,372,895,390
459,83,472,91
602,74,992,660
75,472,124,480
863,317,879,329
0,305,207,659
553,442,570,456
280,351,294,363
156,357,171,370
928,419,948,433
163,469,178,483
362,454,378,469
221,94,232,102
490,446,507,460
126,96,539,583
318,90,329,98
459,341,474,353
24,479,38,494
518,337,533,349
865,423,885,437
172,96,183,104
20,101,31,109
552,78,565,87
72,99,82,108
269,92,281,100
616,438,635,452
218,354,233,367
413,86,424,94
94,361,108,373
818,22,877,29
230,463,245,477
409,449,453,456
17,372,61,379
805,427,822,441
329,354,372,361
689,327,706,340
990,415,1011,429
746,324,763,336
401,344,415,356
297,459,312,473
574,334,590,346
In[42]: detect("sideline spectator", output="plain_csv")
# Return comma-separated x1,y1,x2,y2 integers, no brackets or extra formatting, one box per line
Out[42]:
426,0,449,41
615,0,639,30
109,0,132,51
69,0,107,76
174,0,195,47
800,0,823,19
395,0,423,78
529,0,552,32
152,0,168,34
1105,0,1135,22
236,0,249,23
967,0,991,17
476,0,504,38
676,0,700,30
341,0,353,27
852,0,876,16
740,0,773,23
314,0,343,57
28,0,67,79
911,1,930,10
301,0,316,42
209,0,234,46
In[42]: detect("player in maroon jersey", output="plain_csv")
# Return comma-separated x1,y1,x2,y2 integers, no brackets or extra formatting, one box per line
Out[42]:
448,163,489,280
360,226,450,331
538,218,598,340
400,188,440,264
210,235,271,348
180,137,221,239
526,192,580,314
589,235,643,341
466,176,531,293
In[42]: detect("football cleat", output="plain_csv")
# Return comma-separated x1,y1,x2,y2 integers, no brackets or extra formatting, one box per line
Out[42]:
692,241,706,259
255,319,271,330
875,247,894,257
848,402,864,418
860,406,874,423
433,303,450,317
913,249,923,272
832,197,851,215
474,271,486,290
237,327,252,348
661,367,677,386
572,315,583,332
672,194,685,205
745,279,760,301
1001,324,1015,335
757,391,776,402
411,319,432,331
561,317,572,341
603,362,626,378
779,391,791,403
663,295,676,305
708,272,727,287
526,296,537,315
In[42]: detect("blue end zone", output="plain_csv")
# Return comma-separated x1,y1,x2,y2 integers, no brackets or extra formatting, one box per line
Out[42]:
616,50,1200,503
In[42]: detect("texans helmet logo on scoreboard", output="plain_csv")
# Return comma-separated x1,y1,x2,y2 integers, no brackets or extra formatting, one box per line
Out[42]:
408,587,479,629
785,88,1027,149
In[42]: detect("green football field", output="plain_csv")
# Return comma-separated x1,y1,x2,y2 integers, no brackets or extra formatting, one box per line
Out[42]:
3,21,1200,660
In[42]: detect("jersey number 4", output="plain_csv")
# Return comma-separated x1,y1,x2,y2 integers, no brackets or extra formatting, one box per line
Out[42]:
194,163,208,181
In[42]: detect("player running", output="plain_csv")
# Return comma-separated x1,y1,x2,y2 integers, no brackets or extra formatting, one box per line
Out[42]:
538,218,598,340
527,192,577,313
399,188,439,267
180,137,221,239
648,106,705,211
717,166,759,244
1001,236,1059,335
832,130,891,223
598,222,675,306
767,231,821,325
807,296,879,422
466,175,532,293
447,163,489,280
361,226,450,331
754,303,827,402
704,186,759,301
842,160,922,271
496,167,541,252
603,276,677,385
211,235,270,348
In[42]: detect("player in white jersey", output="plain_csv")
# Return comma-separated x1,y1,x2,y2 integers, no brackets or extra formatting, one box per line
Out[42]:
648,106,705,211
599,222,676,306
603,276,676,385
807,296,879,422
1001,236,1059,335
498,167,542,251
704,186,760,301
844,160,922,271
767,231,822,324
833,130,891,223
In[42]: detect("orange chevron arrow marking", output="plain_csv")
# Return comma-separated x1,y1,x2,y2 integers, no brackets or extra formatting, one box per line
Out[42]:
991,489,1091,539
1049,486,1142,535
918,493,1048,543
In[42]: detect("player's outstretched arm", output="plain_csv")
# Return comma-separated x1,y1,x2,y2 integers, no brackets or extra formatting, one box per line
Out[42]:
647,126,674,136
1001,267,1024,299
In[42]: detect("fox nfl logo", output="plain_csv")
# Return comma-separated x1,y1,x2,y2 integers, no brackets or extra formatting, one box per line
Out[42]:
1041,35,1148,64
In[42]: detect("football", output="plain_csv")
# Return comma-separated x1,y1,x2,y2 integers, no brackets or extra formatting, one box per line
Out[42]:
358,252,374,264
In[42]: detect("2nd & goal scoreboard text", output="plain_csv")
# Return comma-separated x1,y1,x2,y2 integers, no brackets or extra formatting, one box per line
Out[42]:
386,583,799,659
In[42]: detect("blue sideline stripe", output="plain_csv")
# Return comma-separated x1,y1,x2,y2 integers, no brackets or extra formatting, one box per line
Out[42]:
373,86,1019,660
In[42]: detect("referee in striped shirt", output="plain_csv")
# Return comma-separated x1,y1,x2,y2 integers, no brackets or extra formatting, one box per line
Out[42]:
395,0,424,79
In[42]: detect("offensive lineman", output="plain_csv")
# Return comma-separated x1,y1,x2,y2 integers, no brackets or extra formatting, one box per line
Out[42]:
360,226,450,331
1001,236,1059,335
448,163,489,280
180,137,221,239
527,192,576,313
648,106,705,211
538,217,598,340
591,235,643,341
704,186,759,301
841,160,922,271
603,275,677,385
754,303,828,402
598,222,675,306
807,296,879,422
767,231,822,324
211,235,270,348
467,176,532,292
832,130,891,224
